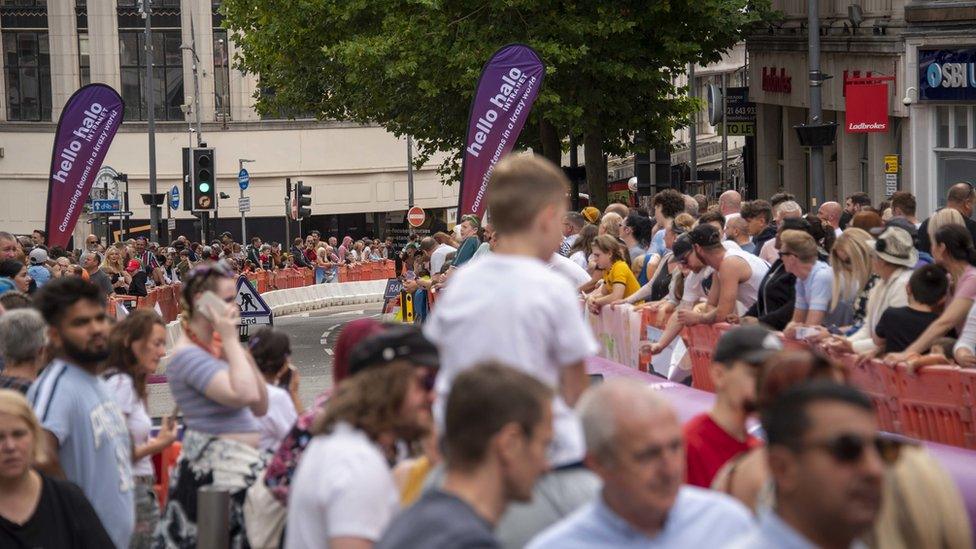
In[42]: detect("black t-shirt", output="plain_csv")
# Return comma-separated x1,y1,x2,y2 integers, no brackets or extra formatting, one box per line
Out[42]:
376,489,499,549
875,306,942,354
0,473,114,548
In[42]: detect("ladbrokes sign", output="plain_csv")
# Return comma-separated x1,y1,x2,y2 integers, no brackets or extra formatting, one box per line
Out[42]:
846,82,889,133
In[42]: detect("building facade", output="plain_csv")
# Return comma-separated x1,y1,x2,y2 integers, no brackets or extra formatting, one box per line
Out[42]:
0,0,457,242
746,0,910,210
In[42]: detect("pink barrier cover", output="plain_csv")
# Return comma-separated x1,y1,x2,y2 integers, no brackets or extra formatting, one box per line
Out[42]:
586,355,976,529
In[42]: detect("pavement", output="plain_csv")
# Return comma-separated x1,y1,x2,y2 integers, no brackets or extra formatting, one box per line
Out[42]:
147,303,384,419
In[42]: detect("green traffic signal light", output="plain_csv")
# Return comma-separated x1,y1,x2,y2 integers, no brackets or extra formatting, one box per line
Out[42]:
198,182,211,193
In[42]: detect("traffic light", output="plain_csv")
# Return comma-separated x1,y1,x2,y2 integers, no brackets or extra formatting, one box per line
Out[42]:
191,147,216,211
295,181,311,220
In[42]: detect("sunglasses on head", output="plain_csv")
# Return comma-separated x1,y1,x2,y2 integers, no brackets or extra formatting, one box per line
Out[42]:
801,433,904,465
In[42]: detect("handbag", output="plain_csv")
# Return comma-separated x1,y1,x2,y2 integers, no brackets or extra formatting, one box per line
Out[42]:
244,469,288,549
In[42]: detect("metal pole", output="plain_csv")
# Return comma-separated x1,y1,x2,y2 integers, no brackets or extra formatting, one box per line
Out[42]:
239,159,246,243
285,178,291,247
808,0,825,206
689,63,698,185
721,72,729,187
196,487,230,549
122,175,129,241
189,15,202,145
570,136,580,211
406,136,415,208
143,0,159,243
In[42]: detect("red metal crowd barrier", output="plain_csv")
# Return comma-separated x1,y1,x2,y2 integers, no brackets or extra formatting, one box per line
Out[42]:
337,260,395,283
595,303,976,450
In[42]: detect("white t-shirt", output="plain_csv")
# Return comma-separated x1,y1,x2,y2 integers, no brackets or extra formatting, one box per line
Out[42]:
424,253,599,466
549,253,591,287
682,267,715,307
257,384,298,453
105,373,153,477
759,237,779,265
285,422,399,549
569,250,589,271
724,248,770,311
430,244,457,274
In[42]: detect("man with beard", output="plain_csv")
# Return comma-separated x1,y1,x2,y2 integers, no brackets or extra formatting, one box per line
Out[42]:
285,326,437,549
528,380,754,548
377,363,553,548
730,382,884,548
27,277,134,549
683,326,780,487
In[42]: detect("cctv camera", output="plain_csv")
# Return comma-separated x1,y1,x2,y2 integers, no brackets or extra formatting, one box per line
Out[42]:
902,86,917,106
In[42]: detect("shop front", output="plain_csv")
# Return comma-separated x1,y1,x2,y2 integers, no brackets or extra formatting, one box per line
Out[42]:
747,48,908,208
907,44,976,216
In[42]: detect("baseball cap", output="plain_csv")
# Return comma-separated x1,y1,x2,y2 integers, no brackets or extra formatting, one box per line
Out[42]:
713,325,783,365
867,226,918,268
582,206,601,224
125,259,142,273
347,324,439,375
672,234,694,263
28,248,49,265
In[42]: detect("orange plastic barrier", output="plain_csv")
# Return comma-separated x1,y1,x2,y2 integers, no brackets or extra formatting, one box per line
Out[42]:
840,354,901,433
896,365,975,448
684,324,734,392
153,441,182,506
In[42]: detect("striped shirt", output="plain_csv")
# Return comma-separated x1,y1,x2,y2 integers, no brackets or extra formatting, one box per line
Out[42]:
166,346,260,435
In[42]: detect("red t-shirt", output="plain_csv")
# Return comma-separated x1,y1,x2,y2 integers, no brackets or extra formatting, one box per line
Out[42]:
683,413,761,488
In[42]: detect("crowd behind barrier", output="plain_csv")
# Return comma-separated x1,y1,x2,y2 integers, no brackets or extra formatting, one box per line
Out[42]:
590,303,976,450
105,262,396,323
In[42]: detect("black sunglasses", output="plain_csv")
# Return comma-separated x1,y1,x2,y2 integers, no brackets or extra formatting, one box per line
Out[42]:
801,433,903,465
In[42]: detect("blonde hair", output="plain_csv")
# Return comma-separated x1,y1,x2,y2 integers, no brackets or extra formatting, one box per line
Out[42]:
0,389,45,463
101,246,125,274
928,208,966,246
672,213,696,234
779,230,818,262
487,155,569,235
871,446,973,548
830,228,873,310
599,212,623,238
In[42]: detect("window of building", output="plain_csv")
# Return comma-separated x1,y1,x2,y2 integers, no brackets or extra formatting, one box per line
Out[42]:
119,29,184,121
213,29,230,119
3,31,52,121
934,105,976,206
1,0,47,6
78,33,90,86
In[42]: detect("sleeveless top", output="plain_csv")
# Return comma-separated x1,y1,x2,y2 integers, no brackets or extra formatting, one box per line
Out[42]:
637,251,656,287
649,253,674,302
724,248,770,311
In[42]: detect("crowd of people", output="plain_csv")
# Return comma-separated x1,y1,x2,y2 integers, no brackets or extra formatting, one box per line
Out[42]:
0,153,973,549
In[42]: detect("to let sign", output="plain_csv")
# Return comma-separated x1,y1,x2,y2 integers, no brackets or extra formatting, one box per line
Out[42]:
723,87,756,136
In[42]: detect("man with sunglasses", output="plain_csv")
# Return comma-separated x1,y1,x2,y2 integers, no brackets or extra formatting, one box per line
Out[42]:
730,381,885,549
684,326,779,487
529,379,754,548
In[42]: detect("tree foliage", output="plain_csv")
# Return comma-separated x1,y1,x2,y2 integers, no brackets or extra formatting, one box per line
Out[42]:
222,0,772,207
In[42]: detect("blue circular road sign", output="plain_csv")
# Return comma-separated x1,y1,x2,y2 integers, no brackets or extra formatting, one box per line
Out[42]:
238,169,250,190
170,185,180,209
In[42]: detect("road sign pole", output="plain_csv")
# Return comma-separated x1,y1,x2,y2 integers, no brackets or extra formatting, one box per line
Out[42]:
239,160,247,243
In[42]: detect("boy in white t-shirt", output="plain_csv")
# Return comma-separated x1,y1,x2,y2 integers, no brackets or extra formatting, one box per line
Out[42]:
424,154,600,547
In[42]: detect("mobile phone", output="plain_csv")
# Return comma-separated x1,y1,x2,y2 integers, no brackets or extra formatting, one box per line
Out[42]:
196,291,227,321
279,364,296,388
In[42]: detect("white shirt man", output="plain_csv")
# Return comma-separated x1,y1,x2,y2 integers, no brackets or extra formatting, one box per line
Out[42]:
430,243,457,274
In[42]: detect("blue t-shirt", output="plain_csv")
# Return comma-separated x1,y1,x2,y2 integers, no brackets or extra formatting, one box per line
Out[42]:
650,228,668,257
28,265,50,288
28,359,135,549
795,260,833,313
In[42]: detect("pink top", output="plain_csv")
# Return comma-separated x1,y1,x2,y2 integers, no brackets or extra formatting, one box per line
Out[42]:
954,265,976,331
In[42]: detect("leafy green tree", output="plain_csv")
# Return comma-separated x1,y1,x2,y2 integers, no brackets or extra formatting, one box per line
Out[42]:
222,0,771,208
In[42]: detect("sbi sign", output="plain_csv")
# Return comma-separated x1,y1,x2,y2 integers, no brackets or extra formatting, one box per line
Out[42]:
920,49,976,101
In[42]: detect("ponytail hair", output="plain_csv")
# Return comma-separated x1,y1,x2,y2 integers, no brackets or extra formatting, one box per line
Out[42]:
934,224,976,267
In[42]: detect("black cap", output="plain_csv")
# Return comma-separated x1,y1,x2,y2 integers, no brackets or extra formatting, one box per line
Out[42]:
713,325,783,365
348,324,439,375
672,234,693,262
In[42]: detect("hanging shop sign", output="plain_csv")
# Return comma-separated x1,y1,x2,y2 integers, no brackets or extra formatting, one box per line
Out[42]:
845,78,892,133
919,49,976,101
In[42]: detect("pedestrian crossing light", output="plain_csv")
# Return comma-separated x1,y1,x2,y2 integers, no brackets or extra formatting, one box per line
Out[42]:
192,147,216,211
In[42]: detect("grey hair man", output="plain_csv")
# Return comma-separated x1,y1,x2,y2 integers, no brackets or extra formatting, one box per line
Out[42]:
0,231,19,261
719,190,742,218
0,308,48,391
528,380,754,548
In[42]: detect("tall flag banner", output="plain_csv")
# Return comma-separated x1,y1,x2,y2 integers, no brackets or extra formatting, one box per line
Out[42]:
458,44,545,216
45,84,125,248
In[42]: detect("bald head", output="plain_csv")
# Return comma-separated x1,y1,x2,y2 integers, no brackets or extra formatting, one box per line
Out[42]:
719,190,742,216
578,379,676,462
818,201,842,229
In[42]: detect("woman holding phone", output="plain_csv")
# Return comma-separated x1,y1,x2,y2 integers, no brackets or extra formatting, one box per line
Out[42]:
103,310,177,548
248,327,303,453
155,262,268,548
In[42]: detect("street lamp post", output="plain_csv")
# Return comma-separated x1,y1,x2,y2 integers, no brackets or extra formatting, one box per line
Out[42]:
239,158,255,242
140,0,159,243
808,0,825,206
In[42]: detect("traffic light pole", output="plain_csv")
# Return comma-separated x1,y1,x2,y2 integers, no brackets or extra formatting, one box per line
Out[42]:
142,0,159,244
284,178,292,247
